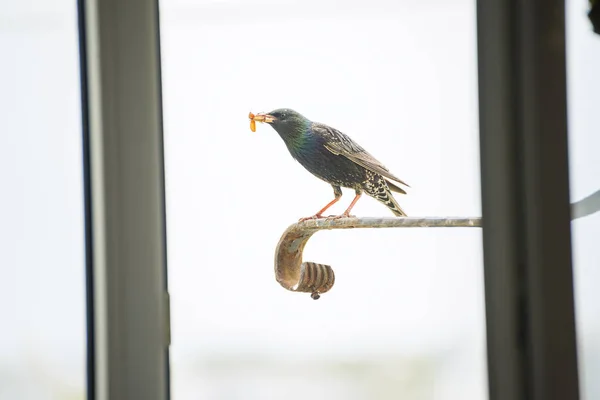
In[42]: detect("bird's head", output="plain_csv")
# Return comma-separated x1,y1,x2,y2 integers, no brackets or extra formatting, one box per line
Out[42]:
253,108,310,138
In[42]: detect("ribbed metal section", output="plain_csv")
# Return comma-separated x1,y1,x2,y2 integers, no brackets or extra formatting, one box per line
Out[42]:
297,262,335,300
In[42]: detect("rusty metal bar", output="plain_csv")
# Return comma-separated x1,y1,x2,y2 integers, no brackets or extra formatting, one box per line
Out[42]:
274,188,599,301
274,216,482,299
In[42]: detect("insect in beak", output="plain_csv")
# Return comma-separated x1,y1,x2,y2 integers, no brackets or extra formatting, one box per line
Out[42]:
249,112,257,132
249,112,276,132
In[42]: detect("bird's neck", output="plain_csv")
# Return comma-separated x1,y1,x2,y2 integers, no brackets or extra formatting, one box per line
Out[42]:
279,124,312,156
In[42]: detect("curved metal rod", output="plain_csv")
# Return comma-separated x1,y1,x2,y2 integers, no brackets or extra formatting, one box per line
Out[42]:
571,188,600,220
274,217,482,300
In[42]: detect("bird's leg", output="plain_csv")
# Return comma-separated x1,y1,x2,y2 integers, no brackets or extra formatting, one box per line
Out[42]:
326,190,362,220
328,190,362,220
342,192,361,217
299,185,342,222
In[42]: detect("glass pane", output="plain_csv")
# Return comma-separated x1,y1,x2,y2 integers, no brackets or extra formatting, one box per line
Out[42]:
160,1,486,398
0,1,86,399
566,2,600,399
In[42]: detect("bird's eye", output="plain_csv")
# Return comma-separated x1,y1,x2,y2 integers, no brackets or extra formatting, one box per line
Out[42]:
280,113,286,119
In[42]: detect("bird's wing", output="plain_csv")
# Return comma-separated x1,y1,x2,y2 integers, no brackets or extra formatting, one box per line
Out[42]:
312,123,410,188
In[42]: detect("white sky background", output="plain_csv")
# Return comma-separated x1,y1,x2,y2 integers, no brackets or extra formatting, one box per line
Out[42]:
160,1,485,398
0,0,598,399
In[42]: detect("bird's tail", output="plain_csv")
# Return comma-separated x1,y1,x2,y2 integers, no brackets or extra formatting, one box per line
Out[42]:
385,179,407,195
375,188,407,217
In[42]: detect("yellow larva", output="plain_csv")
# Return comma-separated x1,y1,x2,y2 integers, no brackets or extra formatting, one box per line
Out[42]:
249,112,256,132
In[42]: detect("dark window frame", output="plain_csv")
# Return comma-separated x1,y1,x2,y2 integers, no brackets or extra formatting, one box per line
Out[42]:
477,0,579,399
78,0,170,399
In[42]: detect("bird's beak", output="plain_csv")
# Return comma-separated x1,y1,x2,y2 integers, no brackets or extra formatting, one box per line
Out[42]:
253,113,276,124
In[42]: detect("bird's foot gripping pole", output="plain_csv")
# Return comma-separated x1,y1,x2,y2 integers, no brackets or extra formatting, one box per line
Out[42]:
298,193,361,222
274,217,482,300
298,197,341,222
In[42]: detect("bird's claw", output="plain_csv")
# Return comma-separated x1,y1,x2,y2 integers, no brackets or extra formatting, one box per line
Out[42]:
324,214,356,220
298,214,326,222
299,213,358,222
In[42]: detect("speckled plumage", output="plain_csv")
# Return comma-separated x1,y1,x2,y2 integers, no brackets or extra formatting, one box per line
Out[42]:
257,108,409,219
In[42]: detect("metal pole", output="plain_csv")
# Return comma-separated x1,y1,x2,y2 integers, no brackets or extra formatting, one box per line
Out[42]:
274,217,481,299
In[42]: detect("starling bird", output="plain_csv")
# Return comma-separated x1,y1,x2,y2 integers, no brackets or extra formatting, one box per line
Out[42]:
252,108,409,221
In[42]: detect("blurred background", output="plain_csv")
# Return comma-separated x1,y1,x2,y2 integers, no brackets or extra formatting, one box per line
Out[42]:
0,1,85,399
0,0,598,399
